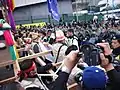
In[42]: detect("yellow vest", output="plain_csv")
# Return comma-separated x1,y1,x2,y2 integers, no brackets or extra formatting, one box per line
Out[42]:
115,55,120,61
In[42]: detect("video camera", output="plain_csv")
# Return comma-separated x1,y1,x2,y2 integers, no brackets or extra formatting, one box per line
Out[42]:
80,43,103,66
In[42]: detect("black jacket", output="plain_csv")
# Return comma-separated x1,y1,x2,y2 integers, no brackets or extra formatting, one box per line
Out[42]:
112,47,120,57
50,72,69,90
107,69,120,90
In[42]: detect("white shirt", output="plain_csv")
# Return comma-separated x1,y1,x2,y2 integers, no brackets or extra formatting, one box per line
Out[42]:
21,77,48,90
52,43,68,63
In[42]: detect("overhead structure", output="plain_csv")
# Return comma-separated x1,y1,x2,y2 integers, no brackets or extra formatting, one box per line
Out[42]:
0,0,20,85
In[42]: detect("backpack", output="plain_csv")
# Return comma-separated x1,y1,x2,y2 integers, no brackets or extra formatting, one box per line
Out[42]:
32,43,40,53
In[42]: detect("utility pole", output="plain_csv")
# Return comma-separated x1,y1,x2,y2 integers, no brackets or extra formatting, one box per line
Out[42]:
112,0,115,17
75,0,78,22
107,0,109,19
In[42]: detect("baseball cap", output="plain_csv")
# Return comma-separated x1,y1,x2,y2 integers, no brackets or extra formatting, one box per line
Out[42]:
112,34,120,40
56,30,65,42
82,66,107,89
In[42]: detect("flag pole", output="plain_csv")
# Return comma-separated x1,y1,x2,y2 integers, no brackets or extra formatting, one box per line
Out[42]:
51,14,56,42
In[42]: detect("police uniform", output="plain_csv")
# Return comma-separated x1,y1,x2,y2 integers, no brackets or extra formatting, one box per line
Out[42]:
112,34,120,60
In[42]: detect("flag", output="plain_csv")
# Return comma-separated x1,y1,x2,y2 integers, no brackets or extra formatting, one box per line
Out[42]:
8,9,16,31
4,30,14,46
9,46,17,60
47,0,60,22
11,0,15,11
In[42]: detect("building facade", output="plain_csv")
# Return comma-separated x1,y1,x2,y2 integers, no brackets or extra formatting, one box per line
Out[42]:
72,0,100,13
13,0,73,24
13,0,102,24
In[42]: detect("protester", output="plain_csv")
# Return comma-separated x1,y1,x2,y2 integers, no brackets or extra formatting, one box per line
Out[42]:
52,30,68,63
39,30,47,42
0,82,24,90
46,30,52,43
18,59,55,90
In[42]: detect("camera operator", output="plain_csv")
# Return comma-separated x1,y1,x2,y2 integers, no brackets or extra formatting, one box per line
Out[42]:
51,49,107,90
51,42,120,90
97,43,120,90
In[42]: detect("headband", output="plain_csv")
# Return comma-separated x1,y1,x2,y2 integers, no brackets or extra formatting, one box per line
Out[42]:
18,62,36,78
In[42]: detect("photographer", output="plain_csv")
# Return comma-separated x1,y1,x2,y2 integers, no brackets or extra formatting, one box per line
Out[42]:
51,50,107,90
52,30,68,63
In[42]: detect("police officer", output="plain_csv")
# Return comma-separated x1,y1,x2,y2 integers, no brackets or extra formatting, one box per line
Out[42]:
66,29,79,48
112,34,120,60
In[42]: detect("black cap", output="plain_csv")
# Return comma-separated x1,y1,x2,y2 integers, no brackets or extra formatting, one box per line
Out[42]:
112,34,120,40
68,28,74,33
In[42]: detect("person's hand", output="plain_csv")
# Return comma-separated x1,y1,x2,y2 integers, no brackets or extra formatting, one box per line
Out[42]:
97,43,112,55
100,53,114,71
63,50,80,73
52,62,62,67
100,53,109,67
43,42,49,46
77,62,88,68
52,63,56,67
97,43,114,71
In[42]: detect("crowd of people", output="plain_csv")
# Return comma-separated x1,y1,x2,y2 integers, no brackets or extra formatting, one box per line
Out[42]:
1,17,120,90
